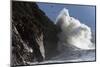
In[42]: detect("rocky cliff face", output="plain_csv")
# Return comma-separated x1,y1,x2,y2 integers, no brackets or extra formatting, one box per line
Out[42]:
12,1,60,66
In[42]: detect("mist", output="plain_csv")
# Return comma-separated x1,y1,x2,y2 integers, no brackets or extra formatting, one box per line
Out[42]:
55,8,95,50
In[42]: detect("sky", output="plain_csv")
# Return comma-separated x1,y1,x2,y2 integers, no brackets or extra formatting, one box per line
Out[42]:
37,2,96,31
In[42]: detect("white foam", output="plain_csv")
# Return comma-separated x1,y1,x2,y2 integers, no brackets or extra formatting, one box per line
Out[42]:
56,8,95,50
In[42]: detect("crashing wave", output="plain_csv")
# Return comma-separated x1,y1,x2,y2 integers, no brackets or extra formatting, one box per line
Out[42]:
55,8,95,50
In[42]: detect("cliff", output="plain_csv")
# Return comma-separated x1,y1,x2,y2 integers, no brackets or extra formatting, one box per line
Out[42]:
12,1,60,66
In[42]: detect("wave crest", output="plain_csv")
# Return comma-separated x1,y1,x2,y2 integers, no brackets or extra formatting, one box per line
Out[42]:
56,8,95,50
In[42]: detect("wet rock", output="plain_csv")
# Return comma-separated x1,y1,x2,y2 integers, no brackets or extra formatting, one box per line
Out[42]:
12,1,60,66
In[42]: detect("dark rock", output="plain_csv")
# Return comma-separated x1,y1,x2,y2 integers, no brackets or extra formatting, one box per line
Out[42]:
11,1,60,66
